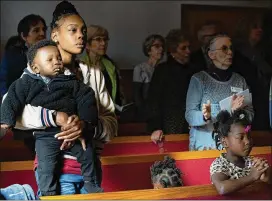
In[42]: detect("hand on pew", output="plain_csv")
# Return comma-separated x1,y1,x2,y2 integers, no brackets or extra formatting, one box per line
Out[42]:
151,130,164,144
0,125,11,140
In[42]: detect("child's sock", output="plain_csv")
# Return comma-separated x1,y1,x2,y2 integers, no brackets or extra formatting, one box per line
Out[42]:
83,181,104,193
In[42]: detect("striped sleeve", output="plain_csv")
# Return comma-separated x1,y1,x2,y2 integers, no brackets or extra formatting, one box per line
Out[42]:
14,105,57,130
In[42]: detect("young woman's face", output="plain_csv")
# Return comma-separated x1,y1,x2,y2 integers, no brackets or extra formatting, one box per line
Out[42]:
224,124,252,157
23,21,46,46
148,39,164,61
52,15,87,55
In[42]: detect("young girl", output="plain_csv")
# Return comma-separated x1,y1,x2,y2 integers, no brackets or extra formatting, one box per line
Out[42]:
150,156,183,189
210,109,271,195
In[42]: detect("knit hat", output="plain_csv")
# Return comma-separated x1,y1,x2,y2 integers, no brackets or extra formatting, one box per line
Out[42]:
87,25,109,42
0,184,36,200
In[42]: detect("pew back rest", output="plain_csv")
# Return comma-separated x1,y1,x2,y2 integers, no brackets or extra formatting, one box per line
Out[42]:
1,147,271,192
40,182,271,200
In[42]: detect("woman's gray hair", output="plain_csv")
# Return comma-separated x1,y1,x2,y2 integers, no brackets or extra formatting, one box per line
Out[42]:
142,34,165,57
165,29,189,54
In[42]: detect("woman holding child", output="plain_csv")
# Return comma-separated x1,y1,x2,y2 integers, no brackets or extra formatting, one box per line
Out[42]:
185,34,254,151
2,0,117,196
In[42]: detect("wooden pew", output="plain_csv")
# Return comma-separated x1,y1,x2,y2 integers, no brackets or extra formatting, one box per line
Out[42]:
0,134,189,161
40,182,271,200
1,130,271,161
1,146,271,193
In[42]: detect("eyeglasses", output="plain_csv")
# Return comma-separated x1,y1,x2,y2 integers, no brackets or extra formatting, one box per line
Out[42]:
211,45,233,54
92,37,110,43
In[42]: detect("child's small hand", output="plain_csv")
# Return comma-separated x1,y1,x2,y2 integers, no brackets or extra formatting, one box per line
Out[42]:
55,111,69,127
260,167,270,183
252,157,268,167
252,157,270,183
249,163,269,181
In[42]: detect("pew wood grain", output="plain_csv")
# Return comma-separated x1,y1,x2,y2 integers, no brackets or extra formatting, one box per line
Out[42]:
40,182,271,200
1,146,270,171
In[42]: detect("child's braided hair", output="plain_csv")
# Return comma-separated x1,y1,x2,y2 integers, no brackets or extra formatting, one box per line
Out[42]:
150,156,183,188
51,0,80,30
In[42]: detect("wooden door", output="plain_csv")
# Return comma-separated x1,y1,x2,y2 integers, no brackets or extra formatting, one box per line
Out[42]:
181,4,268,51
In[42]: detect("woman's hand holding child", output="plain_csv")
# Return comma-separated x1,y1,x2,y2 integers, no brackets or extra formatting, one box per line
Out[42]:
54,113,86,150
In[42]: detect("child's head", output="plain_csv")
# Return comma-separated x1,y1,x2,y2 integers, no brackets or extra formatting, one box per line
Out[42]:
27,39,64,77
212,109,253,157
150,156,183,189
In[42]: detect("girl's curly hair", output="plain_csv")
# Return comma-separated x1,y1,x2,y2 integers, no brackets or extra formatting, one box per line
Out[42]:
212,109,251,149
150,156,183,188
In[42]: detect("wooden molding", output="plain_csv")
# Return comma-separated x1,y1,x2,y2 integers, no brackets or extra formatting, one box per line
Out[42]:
1,130,270,148
109,134,189,143
1,146,270,171
40,182,271,200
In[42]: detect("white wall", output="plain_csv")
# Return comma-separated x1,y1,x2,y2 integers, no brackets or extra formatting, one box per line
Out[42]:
1,1,270,68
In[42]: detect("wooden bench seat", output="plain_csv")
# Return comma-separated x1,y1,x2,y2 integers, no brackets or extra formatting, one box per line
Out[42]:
1,130,271,161
40,182,271,200
1,146,271,193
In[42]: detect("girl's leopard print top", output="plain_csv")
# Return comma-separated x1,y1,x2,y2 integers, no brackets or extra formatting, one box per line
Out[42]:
210,153,254,180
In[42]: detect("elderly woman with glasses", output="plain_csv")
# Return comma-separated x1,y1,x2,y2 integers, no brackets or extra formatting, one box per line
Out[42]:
185,34,254,151
148,29,200,144
81,25,123,107
133,34,165,121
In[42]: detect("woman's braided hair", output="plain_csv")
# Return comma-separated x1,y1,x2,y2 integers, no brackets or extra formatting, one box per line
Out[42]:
51,0,79,30
150,156,183,188
212,109,251,150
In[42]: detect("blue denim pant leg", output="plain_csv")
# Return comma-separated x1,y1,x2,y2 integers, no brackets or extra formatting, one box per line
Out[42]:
35,170,87,196
59,174,88,195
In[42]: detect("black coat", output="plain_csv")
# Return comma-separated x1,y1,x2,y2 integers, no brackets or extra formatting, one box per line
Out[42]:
1,69,97,127
146,56,199,134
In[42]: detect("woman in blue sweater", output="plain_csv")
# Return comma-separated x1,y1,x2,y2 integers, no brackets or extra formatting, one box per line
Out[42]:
185,34,254,151
0,14,46,99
